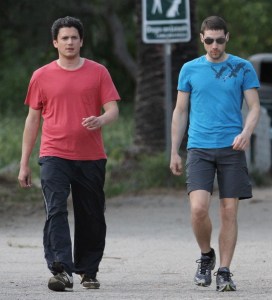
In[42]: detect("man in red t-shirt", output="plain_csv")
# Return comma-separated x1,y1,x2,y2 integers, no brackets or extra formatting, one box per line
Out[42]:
18,16,120,292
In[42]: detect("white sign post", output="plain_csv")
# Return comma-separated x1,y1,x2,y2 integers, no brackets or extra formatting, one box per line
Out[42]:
142,0,191,158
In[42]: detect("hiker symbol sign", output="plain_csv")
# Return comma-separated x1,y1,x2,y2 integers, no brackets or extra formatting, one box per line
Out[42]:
142,0,191,43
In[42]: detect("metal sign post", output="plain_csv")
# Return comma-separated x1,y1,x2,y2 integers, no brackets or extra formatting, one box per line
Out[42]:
164,43,172,159
142,0,191,159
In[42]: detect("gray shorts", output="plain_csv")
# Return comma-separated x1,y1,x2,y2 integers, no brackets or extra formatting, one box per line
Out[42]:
186,147,252,200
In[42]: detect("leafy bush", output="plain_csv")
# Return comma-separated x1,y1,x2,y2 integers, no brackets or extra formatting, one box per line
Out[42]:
0,65,30,115
0,104,186,198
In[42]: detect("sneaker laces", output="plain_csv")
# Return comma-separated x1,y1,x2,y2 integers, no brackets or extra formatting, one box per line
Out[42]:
80,275,95,284
214,270,233,281
196,257,212,275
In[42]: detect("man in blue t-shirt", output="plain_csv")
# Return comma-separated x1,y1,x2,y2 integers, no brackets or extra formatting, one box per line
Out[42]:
170,16,260,292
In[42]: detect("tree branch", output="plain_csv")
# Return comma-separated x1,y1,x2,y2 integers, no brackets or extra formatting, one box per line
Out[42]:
102,10,137,82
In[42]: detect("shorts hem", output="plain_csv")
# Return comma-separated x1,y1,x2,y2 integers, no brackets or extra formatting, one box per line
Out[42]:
187,188,213,195
219,194,252,200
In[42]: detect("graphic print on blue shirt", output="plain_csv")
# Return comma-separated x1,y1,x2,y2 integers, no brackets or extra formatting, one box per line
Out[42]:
211,62,251,81
177,54,260,149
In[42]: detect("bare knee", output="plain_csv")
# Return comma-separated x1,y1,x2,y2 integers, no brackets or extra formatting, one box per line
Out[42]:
190,190,211,223
191,204,209,223
220,199,239,223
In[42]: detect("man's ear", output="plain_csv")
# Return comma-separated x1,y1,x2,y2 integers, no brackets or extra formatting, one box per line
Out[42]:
53,40,58,48
225,32,230,42
200,33,204,43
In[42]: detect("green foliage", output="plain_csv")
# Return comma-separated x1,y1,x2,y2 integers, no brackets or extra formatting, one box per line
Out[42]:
103,103,134,161
1,0,272,198
135,153,186,190
1,0,272,113
105,152,186,197
103,105,186,196
0,117,24,169
0,103,185,198
0,0,136,114
0,65,29,115
196,0,272,58
0,103,269,199
0,116,41,176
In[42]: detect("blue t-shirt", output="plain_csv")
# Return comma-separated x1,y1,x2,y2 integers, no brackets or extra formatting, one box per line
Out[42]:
177,54,260,149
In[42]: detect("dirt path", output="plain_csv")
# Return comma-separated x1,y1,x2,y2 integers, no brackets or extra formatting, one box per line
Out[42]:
0,187,272,299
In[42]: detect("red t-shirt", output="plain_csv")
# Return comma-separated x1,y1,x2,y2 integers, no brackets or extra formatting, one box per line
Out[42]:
25,59,120,160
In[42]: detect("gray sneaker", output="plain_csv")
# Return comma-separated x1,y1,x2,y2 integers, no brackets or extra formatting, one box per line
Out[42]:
48,262,73,291
215,267,236,292
194,252,216,287
48,271,73,291
79,274,100,289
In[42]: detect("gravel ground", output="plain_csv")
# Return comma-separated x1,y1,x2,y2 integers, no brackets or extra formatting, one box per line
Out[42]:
0,187,272,300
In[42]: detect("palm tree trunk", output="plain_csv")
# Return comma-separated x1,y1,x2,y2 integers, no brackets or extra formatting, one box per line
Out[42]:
133,0,198,154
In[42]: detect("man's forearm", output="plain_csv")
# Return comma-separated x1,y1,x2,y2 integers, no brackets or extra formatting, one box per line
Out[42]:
242,104,260,137
171,110,188,155
20,116,40,166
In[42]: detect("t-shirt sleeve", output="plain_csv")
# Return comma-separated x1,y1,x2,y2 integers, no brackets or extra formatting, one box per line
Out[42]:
24,74,44,110
99,67,121,105
243,61,260,91
177,63,191,92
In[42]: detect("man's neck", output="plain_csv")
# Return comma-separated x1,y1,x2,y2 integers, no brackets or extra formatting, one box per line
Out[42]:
57,57,84,70
205,52,228,63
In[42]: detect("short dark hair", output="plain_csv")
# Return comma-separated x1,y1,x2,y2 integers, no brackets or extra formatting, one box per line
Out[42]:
200,16,228,35
51,16,84,40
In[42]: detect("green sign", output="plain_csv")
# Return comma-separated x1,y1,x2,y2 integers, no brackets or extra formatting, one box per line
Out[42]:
142,0,191,43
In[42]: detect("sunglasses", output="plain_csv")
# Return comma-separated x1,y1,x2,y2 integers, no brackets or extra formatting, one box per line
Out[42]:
203,37,226,45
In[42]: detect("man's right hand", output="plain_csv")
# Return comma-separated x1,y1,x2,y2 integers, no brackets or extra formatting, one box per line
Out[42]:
170,153,183,176
18,166,32,188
